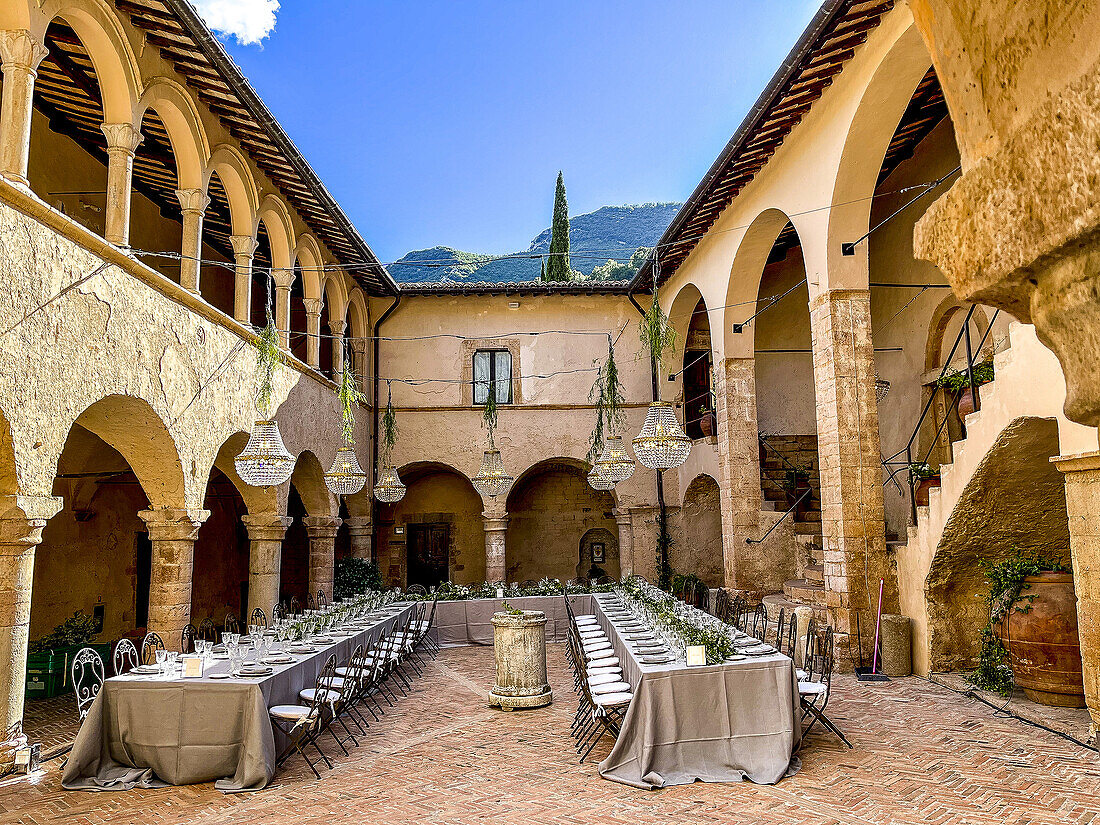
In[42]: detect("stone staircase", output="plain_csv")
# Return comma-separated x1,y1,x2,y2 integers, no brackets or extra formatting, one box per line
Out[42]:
757,441,828,622
894,322,1099,674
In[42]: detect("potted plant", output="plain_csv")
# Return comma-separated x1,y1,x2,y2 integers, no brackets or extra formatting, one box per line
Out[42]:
908,462,940,507
969,551,1083,707
781,466,812,514
698,405,716,437
938,358,995,419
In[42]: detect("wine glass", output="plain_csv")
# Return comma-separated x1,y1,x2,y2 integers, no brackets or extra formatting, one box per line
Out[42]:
155,648,168,675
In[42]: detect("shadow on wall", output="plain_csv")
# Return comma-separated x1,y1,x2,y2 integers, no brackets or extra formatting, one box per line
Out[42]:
926,417,1070,671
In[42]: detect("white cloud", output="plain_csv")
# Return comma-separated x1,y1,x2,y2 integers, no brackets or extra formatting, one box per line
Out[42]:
192,0,280,46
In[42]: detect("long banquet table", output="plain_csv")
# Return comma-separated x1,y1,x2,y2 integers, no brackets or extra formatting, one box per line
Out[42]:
62,602,416,793
586,591,801,788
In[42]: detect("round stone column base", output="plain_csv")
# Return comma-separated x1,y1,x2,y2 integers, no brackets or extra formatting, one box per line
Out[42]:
488,687,553,710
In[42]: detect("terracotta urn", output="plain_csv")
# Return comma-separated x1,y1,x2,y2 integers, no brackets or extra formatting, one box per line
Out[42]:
999,572,1085,708
956,388,980,419
699,410,716,438
915,476,940,507
488,609,552,710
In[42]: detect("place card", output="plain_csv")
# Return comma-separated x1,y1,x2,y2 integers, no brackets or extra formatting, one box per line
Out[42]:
685,645,707,667
182,656,204,678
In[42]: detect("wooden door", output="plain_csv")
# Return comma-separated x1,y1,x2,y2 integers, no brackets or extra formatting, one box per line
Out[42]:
407,523,449,588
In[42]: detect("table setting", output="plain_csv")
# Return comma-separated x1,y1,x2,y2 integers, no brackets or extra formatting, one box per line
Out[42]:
62,590,413,793
581,586,802,789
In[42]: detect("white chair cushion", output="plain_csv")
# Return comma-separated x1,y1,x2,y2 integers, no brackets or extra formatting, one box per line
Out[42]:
585,648,616,661
590,680,632,695
593,691,633,707
575,614,597,621
587,665,622,677
798,681,827,696
578,626,603,635
583,640,612,653
300,688,342,703
270,704,312,720
587,672,623,686
796,668,808,681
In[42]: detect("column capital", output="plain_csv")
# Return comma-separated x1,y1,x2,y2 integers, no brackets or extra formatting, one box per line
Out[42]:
328,319,346,336
139,508,209,541
0,30,47,73
1052,451,1100,475
0,495,63,546
343,515,373,534
175,188,210,216
303,515,341,538
273,267,295,289
230,234,259,259
612,508,632,526
100,122,143,156
482,513,510,531
242,513,292,541
302,297,323,319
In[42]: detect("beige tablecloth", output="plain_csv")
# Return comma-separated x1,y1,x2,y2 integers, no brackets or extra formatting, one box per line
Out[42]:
432,596,572,646
590,593,802,788
62,604,416,792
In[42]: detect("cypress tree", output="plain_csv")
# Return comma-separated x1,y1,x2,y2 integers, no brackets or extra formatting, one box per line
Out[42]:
544,171,571,281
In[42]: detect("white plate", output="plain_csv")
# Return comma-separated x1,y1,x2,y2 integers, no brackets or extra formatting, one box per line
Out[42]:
208,672,232,679
640,655,675,664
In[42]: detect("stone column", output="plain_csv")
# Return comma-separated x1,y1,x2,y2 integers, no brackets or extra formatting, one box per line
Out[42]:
0,495,62,732
1053,451,1100,736
714,356,765,588
344,515,373,560
139,509,208,648
303,516,340,603
242,514,291,618
808,288,891,652
231,234,258,324
175,189,210,294
614,509,634,577
483,513,509,583
303,298,322,369
100,123,142,246
274,269,293,349
0,31,47,186
330,319,347,384
350,339,368,393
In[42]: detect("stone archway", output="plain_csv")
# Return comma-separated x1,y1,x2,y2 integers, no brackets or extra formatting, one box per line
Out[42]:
504,459,616,583
925,417,1070,670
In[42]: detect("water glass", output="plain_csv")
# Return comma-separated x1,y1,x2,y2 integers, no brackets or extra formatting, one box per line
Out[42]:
155,648,168,675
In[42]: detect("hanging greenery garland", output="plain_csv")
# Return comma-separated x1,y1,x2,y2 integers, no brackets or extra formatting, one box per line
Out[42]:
638,287,677,373
254,317,285,419
325,342,368,495
373,382,405,503
235,273,295,488
587,340,627,462
482,387,499,447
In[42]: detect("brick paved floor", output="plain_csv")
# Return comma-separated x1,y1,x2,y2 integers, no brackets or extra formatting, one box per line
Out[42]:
4,644,1099,825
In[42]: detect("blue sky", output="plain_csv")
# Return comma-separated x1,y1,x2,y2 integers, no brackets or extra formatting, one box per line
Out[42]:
205,1,821,262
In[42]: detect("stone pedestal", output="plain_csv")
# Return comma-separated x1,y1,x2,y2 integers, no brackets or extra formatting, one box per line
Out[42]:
488,609,552,710
879,613,912,678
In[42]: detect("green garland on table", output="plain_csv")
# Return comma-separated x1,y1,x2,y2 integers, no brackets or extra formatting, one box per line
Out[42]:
620,578,737,664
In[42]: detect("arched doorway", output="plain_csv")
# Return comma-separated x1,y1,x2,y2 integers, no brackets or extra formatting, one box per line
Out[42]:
375,462,483,588
504,460,617,582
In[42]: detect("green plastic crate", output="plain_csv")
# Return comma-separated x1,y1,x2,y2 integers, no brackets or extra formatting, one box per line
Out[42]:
25,651,67,699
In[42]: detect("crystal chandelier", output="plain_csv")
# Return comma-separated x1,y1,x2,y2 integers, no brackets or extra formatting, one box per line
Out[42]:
324,445,367,495
235,420,295,487
632,401,692,470
373,465,406,503
874,376,891,402
587,463,616,491
592,434,635,484
472,448,513,498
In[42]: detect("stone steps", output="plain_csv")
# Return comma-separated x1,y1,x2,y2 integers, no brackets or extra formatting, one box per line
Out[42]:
783,577,825,603
804,563,824,585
